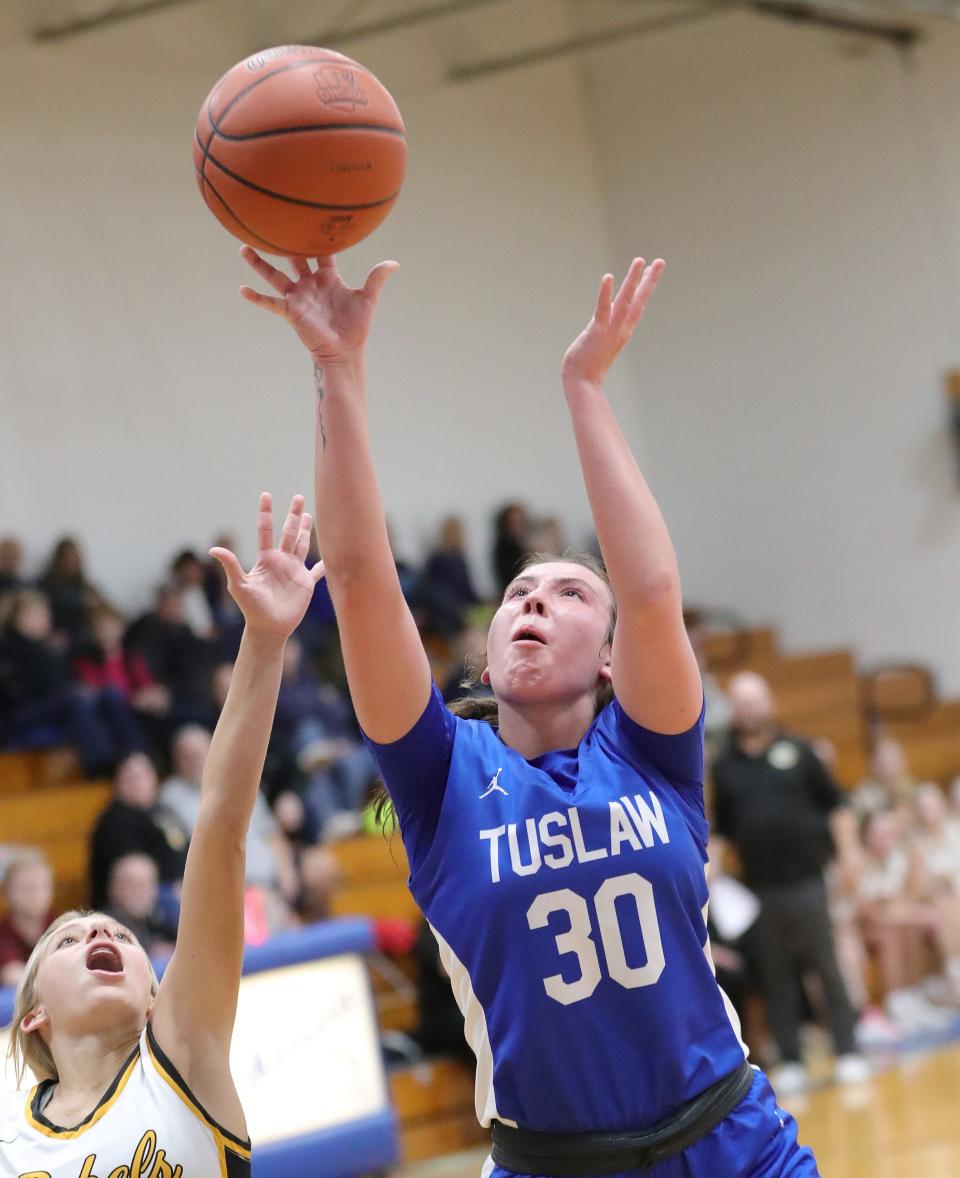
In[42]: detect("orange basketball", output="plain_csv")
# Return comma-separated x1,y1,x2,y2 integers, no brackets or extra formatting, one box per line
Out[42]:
193,46,406,257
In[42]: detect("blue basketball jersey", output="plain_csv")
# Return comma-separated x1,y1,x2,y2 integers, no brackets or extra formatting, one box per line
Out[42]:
367,686,749,1153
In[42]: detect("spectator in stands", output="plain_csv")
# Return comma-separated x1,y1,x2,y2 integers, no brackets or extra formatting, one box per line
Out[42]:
37,535,106,649
851,735,915,818
75,603,170,723
712,671,868,1093
491,501,529,596
0,535,25,596
160,725,300,932
855,809,938,1005
0,851,54,987
125,582,215,727
415,515,481,638
89,752,189,909
170,549,216,639
104,852,178,961
0,589,143,776
909,783,960,997
274,637,375,840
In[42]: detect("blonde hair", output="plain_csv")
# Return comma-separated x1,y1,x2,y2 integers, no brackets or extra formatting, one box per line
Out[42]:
6,910,159,1088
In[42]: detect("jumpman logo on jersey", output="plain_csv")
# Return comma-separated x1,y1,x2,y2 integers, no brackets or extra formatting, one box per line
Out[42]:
480,768,507,798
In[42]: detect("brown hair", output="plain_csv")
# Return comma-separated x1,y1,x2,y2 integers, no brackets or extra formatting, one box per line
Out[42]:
373,551,617,831
6,910,159,1087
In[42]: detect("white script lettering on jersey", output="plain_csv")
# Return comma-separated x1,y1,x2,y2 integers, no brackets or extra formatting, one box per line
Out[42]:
479,792,670,883
479,768,508,799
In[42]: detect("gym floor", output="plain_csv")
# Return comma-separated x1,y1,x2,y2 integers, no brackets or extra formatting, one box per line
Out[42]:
395,1041,960,1178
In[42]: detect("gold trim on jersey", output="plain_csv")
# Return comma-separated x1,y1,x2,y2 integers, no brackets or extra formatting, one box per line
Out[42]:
24,1049,139,1139
144,1026,252,1177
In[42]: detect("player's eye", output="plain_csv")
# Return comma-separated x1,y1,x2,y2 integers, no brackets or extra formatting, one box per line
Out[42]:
561,588,585,600
56,934,77,948
114,930,132,943
507,586,528,599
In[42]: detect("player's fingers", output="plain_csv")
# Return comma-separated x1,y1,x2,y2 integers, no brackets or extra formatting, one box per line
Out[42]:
593,274,614,323
363,260,400,306
295,512,312,561
278,494,305,554
310,558,327,584
612,258,646,324
625,259,665,330
208,547,244,591
239,287,288,316
290,257,312,278
257,491,274,553
239,246,294,294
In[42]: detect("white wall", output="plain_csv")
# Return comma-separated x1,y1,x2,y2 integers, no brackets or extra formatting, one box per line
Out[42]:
578,8,960,691
3,2,960,692
0,1,617,608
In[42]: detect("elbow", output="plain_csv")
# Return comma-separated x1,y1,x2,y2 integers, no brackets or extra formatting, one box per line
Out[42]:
619,570,681,612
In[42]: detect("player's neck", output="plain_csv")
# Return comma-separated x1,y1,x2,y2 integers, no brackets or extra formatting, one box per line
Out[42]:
497,695,595,760
45,1028,140,1123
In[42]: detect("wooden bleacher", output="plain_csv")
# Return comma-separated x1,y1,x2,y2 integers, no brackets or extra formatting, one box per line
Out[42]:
0,759,110,913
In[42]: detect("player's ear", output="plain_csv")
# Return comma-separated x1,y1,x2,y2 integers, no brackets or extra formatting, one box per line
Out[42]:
480,666,491,686
21,1005,48,1036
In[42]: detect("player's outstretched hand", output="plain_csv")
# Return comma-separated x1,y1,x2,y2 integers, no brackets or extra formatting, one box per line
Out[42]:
209,493,325,641
562,258,664,391
238,248,398,365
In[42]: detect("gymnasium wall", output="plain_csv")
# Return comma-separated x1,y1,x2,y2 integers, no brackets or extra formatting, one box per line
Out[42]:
578,8,960,691
0,2,618,609
2,3,960,690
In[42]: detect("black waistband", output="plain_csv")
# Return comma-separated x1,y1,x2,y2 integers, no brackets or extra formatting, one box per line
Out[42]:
490,1059,755,1177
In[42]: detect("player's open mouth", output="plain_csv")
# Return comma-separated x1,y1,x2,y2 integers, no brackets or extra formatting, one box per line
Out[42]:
86,944,124,974
512,626,546,644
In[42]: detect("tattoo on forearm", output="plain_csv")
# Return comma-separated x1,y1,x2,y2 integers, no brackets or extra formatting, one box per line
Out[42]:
314,363,327,452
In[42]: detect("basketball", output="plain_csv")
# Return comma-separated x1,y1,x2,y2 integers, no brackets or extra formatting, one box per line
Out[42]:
193,45,406,256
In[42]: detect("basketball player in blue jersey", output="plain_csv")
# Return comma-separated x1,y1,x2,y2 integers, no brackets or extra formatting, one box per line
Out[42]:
1,494,324,1177
239,247,820,1176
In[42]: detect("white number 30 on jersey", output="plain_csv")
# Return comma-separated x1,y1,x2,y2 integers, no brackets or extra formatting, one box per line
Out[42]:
526,872,665,1005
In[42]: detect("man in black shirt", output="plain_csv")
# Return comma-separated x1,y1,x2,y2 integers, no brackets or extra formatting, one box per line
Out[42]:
713,672,868,1093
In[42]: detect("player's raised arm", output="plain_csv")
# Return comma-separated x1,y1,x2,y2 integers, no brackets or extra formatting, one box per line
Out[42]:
561,259,702,734
150,493,324,1134
239,249,432,743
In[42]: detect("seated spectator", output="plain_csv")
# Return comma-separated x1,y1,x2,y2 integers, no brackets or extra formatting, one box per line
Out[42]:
274,637,376,840
37,535,107,650
0,851,54,987
89,752,189,908
160,725,300,931
125,583,216,727
0,589,143,776
104,852,178,961
415,515,481,638
170,549,216,639
909,783,960,997
0,535,24,597
855,809,939,1002
851,735,915,818
75,604,170,721
491,501,529,596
